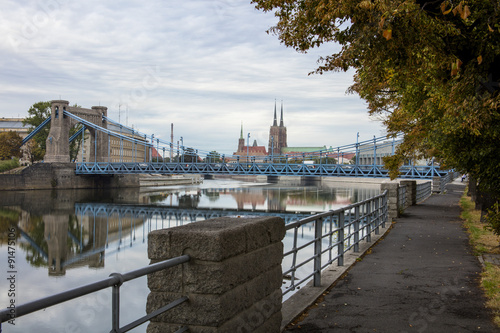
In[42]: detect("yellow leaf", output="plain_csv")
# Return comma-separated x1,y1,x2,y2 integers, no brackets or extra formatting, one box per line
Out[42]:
488,24,494,32
461,5,470,20
379,17,386,30
477,55,483,64
440,1,447,13
383,29,392,40
440,1,452,14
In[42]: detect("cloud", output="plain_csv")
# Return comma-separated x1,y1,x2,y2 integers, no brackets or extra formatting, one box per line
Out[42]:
0,0,385,156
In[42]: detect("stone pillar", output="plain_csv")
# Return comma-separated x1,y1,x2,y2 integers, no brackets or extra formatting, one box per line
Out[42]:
400,180,417,206
432,176,442,193
45,100,70,162
381,181,399,220
91,106,108,162
147,216,285,333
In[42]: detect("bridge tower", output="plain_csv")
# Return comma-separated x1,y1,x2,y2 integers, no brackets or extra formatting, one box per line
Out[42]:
45,100,70,162
45,100,108,163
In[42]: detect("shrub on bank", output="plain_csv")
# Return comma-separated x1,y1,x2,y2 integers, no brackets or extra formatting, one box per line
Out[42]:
0,158,20,173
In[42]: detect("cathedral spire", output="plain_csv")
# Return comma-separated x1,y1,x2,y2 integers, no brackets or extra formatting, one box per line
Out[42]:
273,99,278,126
280,100,284,127
240,122,243,139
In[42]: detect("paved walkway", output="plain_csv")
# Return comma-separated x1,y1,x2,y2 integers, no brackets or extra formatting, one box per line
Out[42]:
284,181,498,332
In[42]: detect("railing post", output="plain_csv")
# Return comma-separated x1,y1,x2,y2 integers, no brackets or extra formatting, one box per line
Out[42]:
366,201,372,242
313,217,323,287
109,273,124,333
353,205,360,252
338,212,345,266
374,197,380,235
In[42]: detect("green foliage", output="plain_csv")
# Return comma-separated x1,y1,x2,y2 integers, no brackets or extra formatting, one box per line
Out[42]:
485,202,500,239
0,159,20,173
23,101,51,160
0,132,23,160
253,0,500,199
205,150,222,163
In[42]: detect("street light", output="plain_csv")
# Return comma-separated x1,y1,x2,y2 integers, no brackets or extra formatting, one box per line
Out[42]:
271,135,274,163
247,133,250,164
180,136,184,163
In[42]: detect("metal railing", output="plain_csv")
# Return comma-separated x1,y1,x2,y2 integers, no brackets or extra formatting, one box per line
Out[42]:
0,255,190,333
416,181,432,203
398,184,407,211
282,190,388,296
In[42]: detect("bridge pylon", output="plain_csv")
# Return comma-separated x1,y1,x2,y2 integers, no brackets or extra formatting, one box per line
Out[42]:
45,100,70,163
44,100,109,163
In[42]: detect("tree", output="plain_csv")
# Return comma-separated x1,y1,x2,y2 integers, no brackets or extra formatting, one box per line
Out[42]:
253,0,500,202
182,147,199,163
23,101,51,161
205,150,222,163
0,131,23,160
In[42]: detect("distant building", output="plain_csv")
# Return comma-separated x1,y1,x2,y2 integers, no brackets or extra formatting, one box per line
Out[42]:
233,123,267,158
268,101,287,155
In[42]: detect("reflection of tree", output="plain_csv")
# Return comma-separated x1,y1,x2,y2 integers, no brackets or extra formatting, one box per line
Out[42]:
67,214,82,255
0,208,20,243
20,215,48,267
178,194,200,208
204,191,220,202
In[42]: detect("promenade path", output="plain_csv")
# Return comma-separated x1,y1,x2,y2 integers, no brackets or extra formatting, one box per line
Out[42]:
284,180,498,332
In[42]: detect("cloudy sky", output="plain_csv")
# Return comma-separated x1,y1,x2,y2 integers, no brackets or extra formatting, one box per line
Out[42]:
0,0,386,156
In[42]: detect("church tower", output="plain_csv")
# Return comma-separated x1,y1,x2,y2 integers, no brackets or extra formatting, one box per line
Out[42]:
238,122,245,152
268,100,287,156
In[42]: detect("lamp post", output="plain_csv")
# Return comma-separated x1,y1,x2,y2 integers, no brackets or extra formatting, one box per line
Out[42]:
247,133,250,164
180,136,184,163
271,135,274,163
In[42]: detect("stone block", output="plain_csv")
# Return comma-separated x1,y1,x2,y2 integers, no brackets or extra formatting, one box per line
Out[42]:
147,265,282,326
148,216,285,261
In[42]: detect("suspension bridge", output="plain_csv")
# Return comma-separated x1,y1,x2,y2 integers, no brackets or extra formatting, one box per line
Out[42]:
23,100,448,179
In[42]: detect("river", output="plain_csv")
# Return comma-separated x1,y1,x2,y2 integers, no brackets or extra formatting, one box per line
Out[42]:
0,177,381,333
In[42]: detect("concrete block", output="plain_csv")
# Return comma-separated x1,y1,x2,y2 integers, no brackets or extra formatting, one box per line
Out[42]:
148,216,285,261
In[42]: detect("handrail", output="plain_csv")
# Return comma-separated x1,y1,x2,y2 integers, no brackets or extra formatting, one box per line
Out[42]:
0,255,191,333
282,190,388,296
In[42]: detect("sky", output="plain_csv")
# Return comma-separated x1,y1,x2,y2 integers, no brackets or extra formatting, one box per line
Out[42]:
0,0,386,156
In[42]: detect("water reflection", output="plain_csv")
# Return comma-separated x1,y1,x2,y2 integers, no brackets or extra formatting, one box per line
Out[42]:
0,178,380,333
1,180,380,276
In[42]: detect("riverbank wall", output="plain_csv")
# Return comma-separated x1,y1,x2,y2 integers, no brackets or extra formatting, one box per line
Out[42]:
0,163,202,191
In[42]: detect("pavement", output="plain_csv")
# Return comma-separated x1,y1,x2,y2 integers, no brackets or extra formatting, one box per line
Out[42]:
283,180,499,333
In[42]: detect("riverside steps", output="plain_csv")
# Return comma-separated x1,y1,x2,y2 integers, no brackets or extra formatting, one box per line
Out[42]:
283,179,497,332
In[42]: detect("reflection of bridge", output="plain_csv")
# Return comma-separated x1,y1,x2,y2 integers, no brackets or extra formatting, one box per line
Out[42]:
25,100,449,179
75,203,313,225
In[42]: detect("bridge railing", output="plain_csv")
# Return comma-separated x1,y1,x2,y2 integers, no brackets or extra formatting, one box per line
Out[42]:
0,255,190,333
282,190,388,297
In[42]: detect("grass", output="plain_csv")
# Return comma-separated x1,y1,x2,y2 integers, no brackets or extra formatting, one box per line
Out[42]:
460,193,500,326
0,158,20,173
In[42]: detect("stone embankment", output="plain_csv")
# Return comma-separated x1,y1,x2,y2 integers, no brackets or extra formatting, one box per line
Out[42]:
0,163,202,190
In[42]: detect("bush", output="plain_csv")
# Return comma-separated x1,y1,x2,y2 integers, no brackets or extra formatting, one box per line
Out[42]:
0,158,20,173
485,202,500,242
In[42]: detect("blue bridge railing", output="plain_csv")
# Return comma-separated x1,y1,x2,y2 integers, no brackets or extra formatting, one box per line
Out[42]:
75,161,447,179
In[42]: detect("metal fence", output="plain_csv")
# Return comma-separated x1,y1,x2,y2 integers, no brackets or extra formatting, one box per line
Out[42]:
282,190,388,297
0,255,190,333
398,184,407,211
416,181,432,203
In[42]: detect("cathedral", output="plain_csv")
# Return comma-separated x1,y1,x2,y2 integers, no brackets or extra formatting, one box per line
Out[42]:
268,101,287,156
233,101,288,157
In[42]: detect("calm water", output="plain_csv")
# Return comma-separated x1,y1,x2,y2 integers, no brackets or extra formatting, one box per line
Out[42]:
0,178,380,333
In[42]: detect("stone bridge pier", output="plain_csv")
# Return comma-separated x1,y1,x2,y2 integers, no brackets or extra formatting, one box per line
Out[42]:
45,100,108,163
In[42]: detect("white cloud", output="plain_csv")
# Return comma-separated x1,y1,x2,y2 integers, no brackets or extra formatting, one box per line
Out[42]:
0,0,385,156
